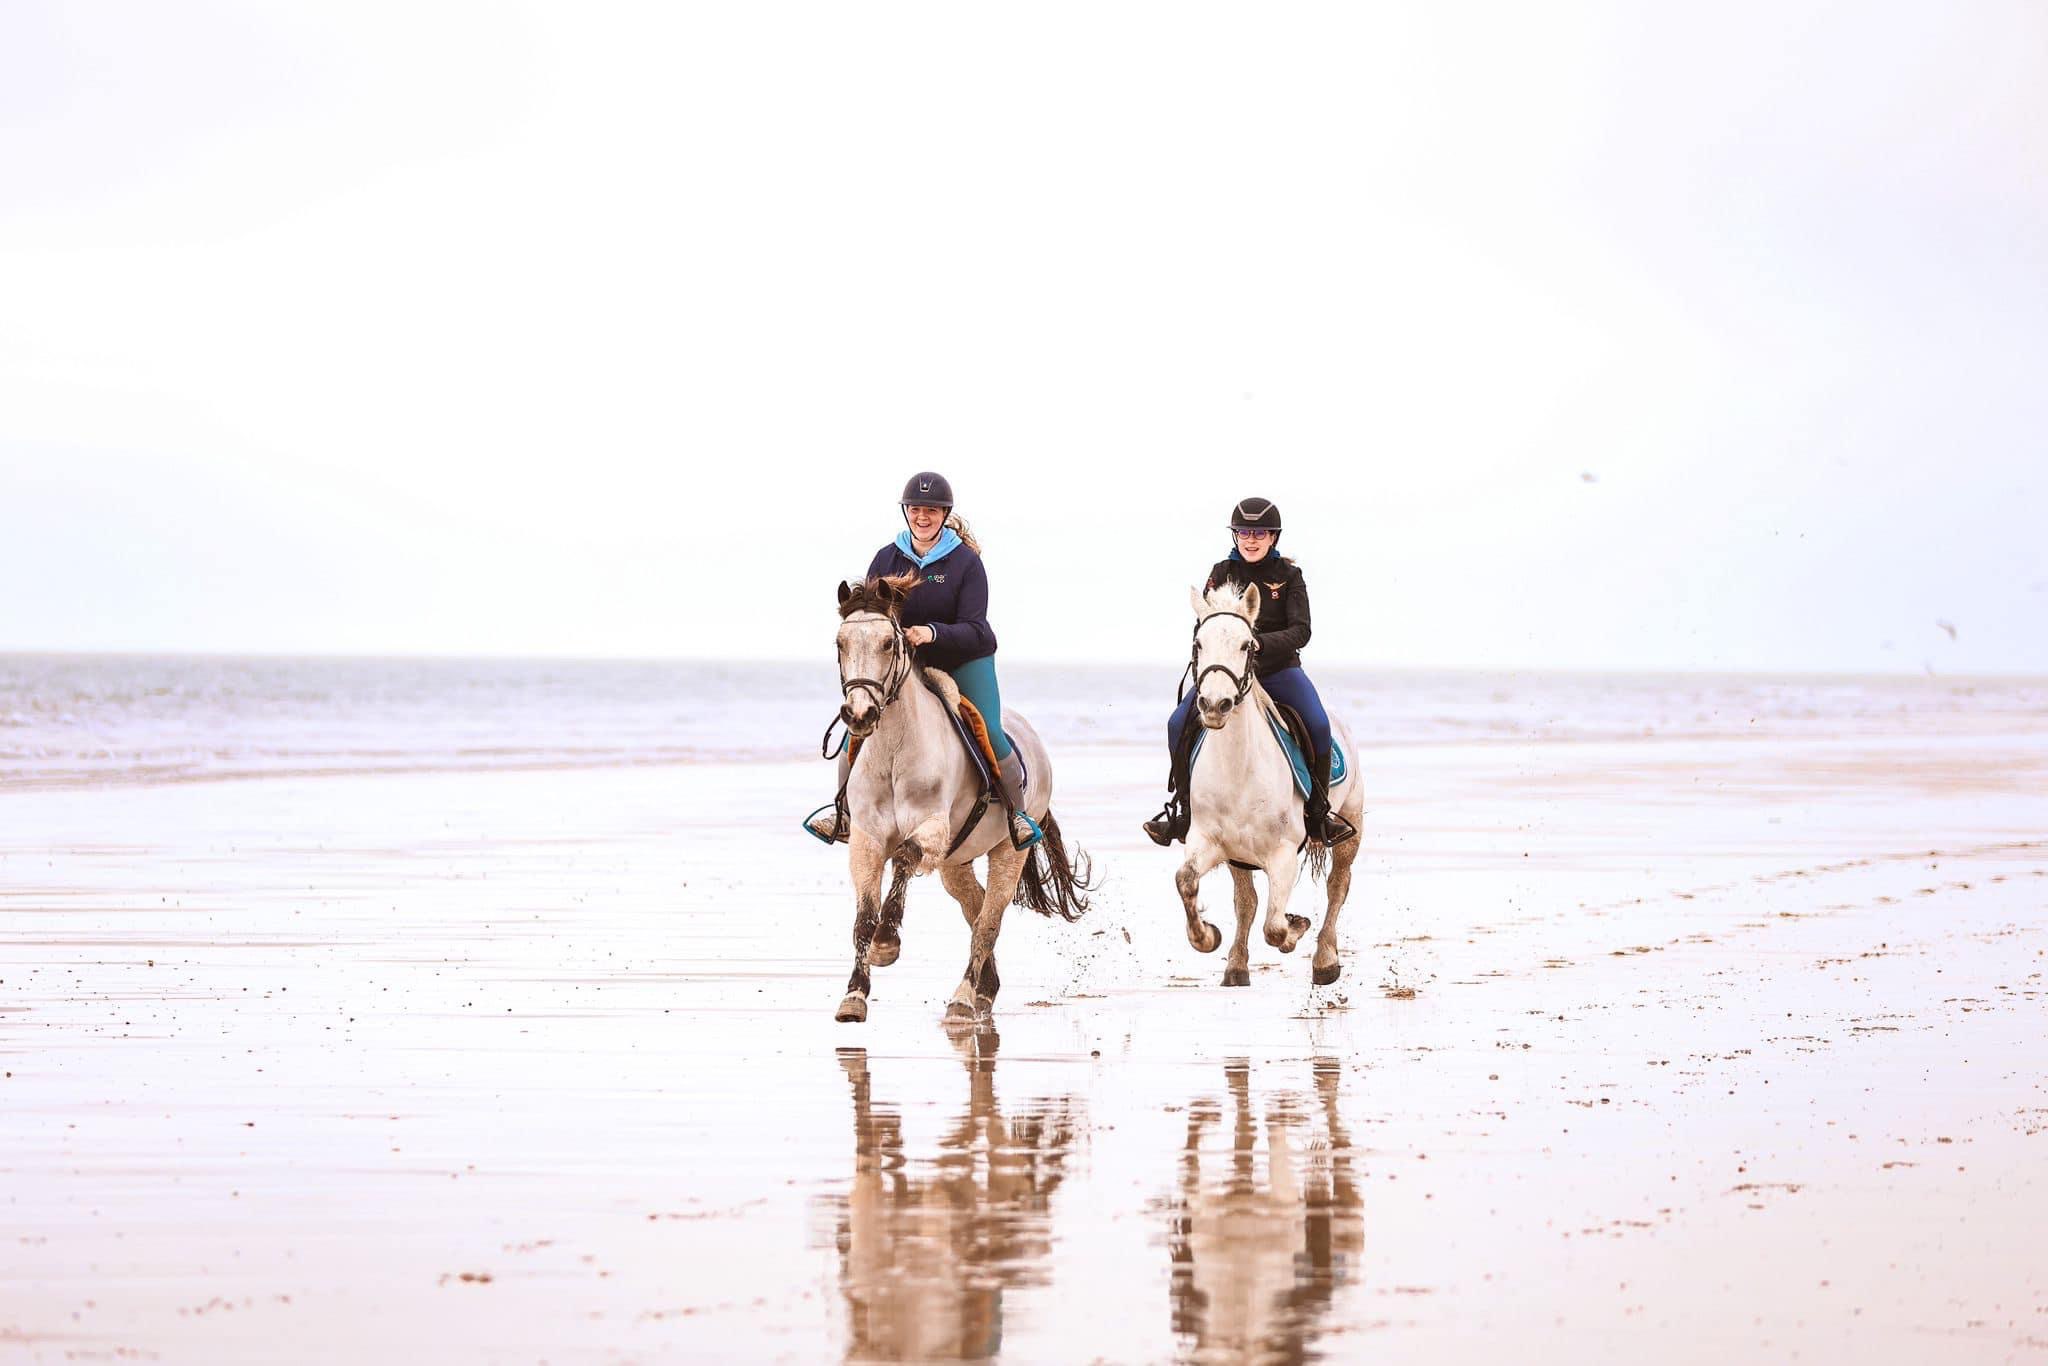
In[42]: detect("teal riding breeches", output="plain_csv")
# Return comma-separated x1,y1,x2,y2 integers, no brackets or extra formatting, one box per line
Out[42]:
946,655,1013,760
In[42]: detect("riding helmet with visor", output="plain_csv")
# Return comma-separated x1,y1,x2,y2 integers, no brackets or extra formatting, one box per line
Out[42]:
900,472,955,510
1228,496,1282,539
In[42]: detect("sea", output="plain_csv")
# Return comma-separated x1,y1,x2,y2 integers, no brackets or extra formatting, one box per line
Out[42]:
1,653,2042,791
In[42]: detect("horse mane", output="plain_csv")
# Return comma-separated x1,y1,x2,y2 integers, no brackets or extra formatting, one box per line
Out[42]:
1197,581,1262,625
838,571,920,619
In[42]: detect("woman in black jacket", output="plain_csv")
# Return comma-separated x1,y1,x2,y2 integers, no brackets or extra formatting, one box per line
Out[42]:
1144,496,1356,848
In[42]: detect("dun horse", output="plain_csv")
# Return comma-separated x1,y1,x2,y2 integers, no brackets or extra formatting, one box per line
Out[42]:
828,574,1092,1023
1172,583,1365,986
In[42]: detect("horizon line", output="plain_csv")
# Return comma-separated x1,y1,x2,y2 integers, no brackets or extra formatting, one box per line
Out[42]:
1,646,2041,682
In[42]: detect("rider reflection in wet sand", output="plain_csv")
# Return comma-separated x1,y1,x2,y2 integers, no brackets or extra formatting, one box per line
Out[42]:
1160,1058,1365,1360
814,1037,1081,1361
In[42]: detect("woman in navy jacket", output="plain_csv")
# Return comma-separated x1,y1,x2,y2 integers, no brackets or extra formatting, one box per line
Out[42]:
1144,496,1357,848
807,472,1039,848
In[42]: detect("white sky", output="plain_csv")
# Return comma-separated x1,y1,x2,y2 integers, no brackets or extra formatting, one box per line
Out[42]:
2,1,2043,672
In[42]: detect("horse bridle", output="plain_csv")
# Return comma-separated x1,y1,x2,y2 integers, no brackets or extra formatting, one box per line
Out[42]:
1180,610,1260,709
836,611,913,728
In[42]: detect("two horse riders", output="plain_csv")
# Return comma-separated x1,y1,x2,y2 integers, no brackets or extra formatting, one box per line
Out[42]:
806,472,1041,849
1143,496,1357,850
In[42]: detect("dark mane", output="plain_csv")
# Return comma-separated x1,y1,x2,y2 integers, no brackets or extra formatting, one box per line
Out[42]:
837,571,921,619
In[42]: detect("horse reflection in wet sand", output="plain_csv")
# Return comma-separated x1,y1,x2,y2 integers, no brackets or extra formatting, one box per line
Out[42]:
1160,1058,1364,1364
814,1037,1081,1362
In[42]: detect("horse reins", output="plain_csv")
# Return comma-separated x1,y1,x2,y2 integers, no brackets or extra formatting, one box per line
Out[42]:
822,612,913,757
822,610,999,859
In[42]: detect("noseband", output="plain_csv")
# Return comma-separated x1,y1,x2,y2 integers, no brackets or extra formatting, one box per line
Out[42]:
837,612,912,720
1180,610,1259,710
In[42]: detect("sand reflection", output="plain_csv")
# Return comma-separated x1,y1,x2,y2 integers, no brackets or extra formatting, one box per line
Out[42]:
1160,1058,1365,1363
815,1035,1083,1362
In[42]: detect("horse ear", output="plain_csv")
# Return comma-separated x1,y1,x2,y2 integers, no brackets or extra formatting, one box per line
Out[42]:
837,579,854,606
1239,581,1261,624
1189,585,1206,618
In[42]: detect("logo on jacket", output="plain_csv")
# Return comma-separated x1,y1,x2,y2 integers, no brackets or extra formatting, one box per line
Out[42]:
1265,580,1285,599
926,573,945,584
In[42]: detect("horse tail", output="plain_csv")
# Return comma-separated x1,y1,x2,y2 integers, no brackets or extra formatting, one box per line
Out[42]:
1013,810,1095,922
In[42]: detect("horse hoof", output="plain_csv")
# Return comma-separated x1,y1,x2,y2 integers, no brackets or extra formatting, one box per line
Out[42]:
1193,921,1222,954
835,994,869,1023
868,936,901,968
1287,914,1310,939
1312,962,1341,986
1222,966,1250,987
944,1000,978,1022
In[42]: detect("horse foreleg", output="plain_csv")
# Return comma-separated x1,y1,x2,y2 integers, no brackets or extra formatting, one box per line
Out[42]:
867,843,917,969
1261,855,1308,954
836,832,888,1022
1312,821,1361,985
946,844,1023,1022
1176,839,1226,956
1223,866,1259,987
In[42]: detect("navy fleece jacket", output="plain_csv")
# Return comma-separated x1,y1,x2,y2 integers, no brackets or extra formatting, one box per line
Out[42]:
866,536,997,672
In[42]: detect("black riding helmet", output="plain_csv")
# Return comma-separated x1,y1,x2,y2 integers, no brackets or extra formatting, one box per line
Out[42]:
900,472,955,509
1228,496,1282,540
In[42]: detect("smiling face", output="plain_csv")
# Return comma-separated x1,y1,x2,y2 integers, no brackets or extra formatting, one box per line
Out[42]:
904,503,947,545
1233,527,1275,563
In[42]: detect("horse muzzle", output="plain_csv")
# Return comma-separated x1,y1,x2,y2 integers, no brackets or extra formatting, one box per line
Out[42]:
841,700,880,735
1195,696,1234,728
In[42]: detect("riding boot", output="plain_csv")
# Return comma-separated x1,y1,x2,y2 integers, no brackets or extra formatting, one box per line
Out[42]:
995,749,1042,848
1303,747,1357,848
1143,728,1196,847
802,746,854,844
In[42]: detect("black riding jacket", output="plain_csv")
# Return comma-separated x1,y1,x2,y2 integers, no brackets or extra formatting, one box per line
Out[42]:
1205,551,1311,677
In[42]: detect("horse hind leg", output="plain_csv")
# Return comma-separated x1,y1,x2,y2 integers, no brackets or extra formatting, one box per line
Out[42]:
1313,819,1361,986
1223,865,1258,987
837,833,888,1022
867,844,917,969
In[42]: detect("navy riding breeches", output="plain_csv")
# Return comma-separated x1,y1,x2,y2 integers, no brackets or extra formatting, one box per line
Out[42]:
1168,666,1332,757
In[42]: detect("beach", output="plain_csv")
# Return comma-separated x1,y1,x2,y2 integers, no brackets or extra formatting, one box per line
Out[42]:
3,660,2046,1362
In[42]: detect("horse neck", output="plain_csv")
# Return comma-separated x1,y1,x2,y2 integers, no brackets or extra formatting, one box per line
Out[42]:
870,667,949,764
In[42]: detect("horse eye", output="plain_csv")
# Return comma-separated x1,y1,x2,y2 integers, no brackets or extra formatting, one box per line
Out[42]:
881,638,896,653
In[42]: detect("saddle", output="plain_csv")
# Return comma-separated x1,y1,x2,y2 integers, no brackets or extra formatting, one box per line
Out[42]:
918,667,1007,788
1187,697,1346,801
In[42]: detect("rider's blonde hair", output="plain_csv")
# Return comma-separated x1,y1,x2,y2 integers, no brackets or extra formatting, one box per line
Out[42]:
946,513,981,553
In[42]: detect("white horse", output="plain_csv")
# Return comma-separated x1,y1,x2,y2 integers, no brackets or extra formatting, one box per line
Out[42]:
1174,583,1364,987
830,574,1092,1024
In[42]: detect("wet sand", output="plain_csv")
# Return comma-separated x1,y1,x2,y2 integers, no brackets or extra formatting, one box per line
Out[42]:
4,716,2048,1362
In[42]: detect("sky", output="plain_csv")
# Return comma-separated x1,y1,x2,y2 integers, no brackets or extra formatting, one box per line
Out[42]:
2,1,2043,672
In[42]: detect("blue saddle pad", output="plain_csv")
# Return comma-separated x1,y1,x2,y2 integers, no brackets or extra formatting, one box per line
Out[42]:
1187,706,1346,800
